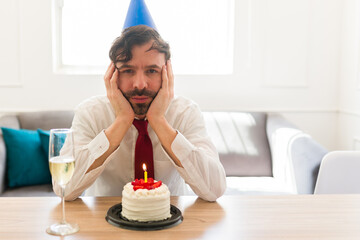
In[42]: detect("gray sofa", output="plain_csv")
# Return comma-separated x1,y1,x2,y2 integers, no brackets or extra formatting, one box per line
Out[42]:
0,111,327,197
0,111,74,197
204,112,328,195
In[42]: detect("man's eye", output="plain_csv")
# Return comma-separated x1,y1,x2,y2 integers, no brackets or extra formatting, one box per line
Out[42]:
147,69,157,74
122,69,133,73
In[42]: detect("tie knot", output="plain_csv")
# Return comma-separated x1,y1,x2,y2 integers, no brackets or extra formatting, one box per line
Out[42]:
133,119,149,135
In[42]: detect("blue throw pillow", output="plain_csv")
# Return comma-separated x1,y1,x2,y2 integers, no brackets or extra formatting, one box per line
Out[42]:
37,129,50,157
1,127,51,188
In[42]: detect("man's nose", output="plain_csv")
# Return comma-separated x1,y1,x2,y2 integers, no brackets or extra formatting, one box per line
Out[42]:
132,73,148,90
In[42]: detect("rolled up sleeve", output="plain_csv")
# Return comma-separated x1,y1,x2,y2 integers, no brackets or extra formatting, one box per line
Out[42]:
162,105,227,202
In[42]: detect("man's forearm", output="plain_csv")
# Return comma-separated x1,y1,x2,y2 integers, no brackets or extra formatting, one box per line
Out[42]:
148,116,183,168
86,117,132,173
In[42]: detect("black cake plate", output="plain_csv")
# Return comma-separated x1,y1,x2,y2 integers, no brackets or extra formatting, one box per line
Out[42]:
105,203,183,231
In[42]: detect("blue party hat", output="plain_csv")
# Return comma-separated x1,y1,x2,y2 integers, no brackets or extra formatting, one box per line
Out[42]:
123,0,157,30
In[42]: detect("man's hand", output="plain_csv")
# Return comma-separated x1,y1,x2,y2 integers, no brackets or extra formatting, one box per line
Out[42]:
86,63,135,173
104,62,134,125
146,60,174,123
146,60,183,168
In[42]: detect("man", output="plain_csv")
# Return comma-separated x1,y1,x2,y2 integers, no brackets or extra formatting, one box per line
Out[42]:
54,2,226,202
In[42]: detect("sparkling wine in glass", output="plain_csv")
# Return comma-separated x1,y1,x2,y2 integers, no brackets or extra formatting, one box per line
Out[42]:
46,128,79,236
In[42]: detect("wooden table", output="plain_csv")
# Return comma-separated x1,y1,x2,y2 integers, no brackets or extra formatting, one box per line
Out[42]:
1,195,360,239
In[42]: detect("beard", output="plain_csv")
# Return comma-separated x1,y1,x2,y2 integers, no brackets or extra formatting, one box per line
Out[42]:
122,88,158,116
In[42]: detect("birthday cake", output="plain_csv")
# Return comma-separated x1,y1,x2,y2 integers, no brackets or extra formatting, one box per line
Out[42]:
121,178,171,222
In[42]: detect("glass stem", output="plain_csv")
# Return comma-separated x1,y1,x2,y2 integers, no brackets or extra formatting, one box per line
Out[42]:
61,186,66,224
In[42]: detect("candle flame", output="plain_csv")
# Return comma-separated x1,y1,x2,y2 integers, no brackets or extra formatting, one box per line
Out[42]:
142,163,147,171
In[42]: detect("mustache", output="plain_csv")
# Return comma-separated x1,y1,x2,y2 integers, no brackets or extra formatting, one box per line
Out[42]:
122,88,158,99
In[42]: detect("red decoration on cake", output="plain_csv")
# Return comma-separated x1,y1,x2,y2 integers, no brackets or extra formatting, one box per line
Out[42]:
131,178,162,191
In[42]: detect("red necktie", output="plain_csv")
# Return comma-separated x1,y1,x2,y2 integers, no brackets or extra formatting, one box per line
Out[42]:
133,119,154,180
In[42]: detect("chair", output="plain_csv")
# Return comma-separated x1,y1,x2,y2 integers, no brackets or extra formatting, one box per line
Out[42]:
314,151,360,194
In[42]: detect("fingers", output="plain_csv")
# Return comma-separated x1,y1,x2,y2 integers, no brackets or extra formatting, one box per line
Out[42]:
109,67,119,94
104,62,119,102
104,62,115,81
166,60,174,98
160,60,175,100
161,64,169,90
167,60,174,90
104,62,115,91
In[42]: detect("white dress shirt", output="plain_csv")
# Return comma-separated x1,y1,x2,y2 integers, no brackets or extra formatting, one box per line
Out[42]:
54,95,226,202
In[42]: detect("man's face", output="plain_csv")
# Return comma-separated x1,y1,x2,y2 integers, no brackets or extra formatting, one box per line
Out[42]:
115,41,165,118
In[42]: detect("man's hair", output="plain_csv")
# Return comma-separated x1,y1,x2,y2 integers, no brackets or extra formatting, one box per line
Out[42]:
109,25,171,63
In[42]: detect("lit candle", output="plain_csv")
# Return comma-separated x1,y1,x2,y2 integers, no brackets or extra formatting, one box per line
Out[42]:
142,163,147,183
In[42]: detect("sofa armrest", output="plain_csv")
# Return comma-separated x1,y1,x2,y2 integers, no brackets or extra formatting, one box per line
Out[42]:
0,115,20,194
0,136,6,195
289,134,327,194
266,113,327,194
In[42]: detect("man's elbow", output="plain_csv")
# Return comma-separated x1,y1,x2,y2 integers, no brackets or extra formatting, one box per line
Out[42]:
201,179,227,202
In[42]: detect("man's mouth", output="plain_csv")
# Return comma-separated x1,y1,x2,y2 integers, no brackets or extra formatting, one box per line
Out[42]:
131,96,150,104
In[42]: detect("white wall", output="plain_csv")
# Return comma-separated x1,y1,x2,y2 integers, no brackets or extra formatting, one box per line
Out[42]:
338,0,360,150
0,0,345,150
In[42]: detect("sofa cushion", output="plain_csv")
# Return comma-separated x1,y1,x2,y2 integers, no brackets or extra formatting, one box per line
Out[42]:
37,129,50,157
0,184,55,197
0,115,20,194
1,127,51,188
203,112,272,177
224,177,293,195
18,111,74,130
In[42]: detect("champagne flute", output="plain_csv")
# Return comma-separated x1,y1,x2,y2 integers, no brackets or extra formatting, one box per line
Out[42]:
46,128,79,236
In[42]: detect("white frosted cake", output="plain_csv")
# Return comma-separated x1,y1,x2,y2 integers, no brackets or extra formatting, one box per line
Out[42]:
121,178,171,222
